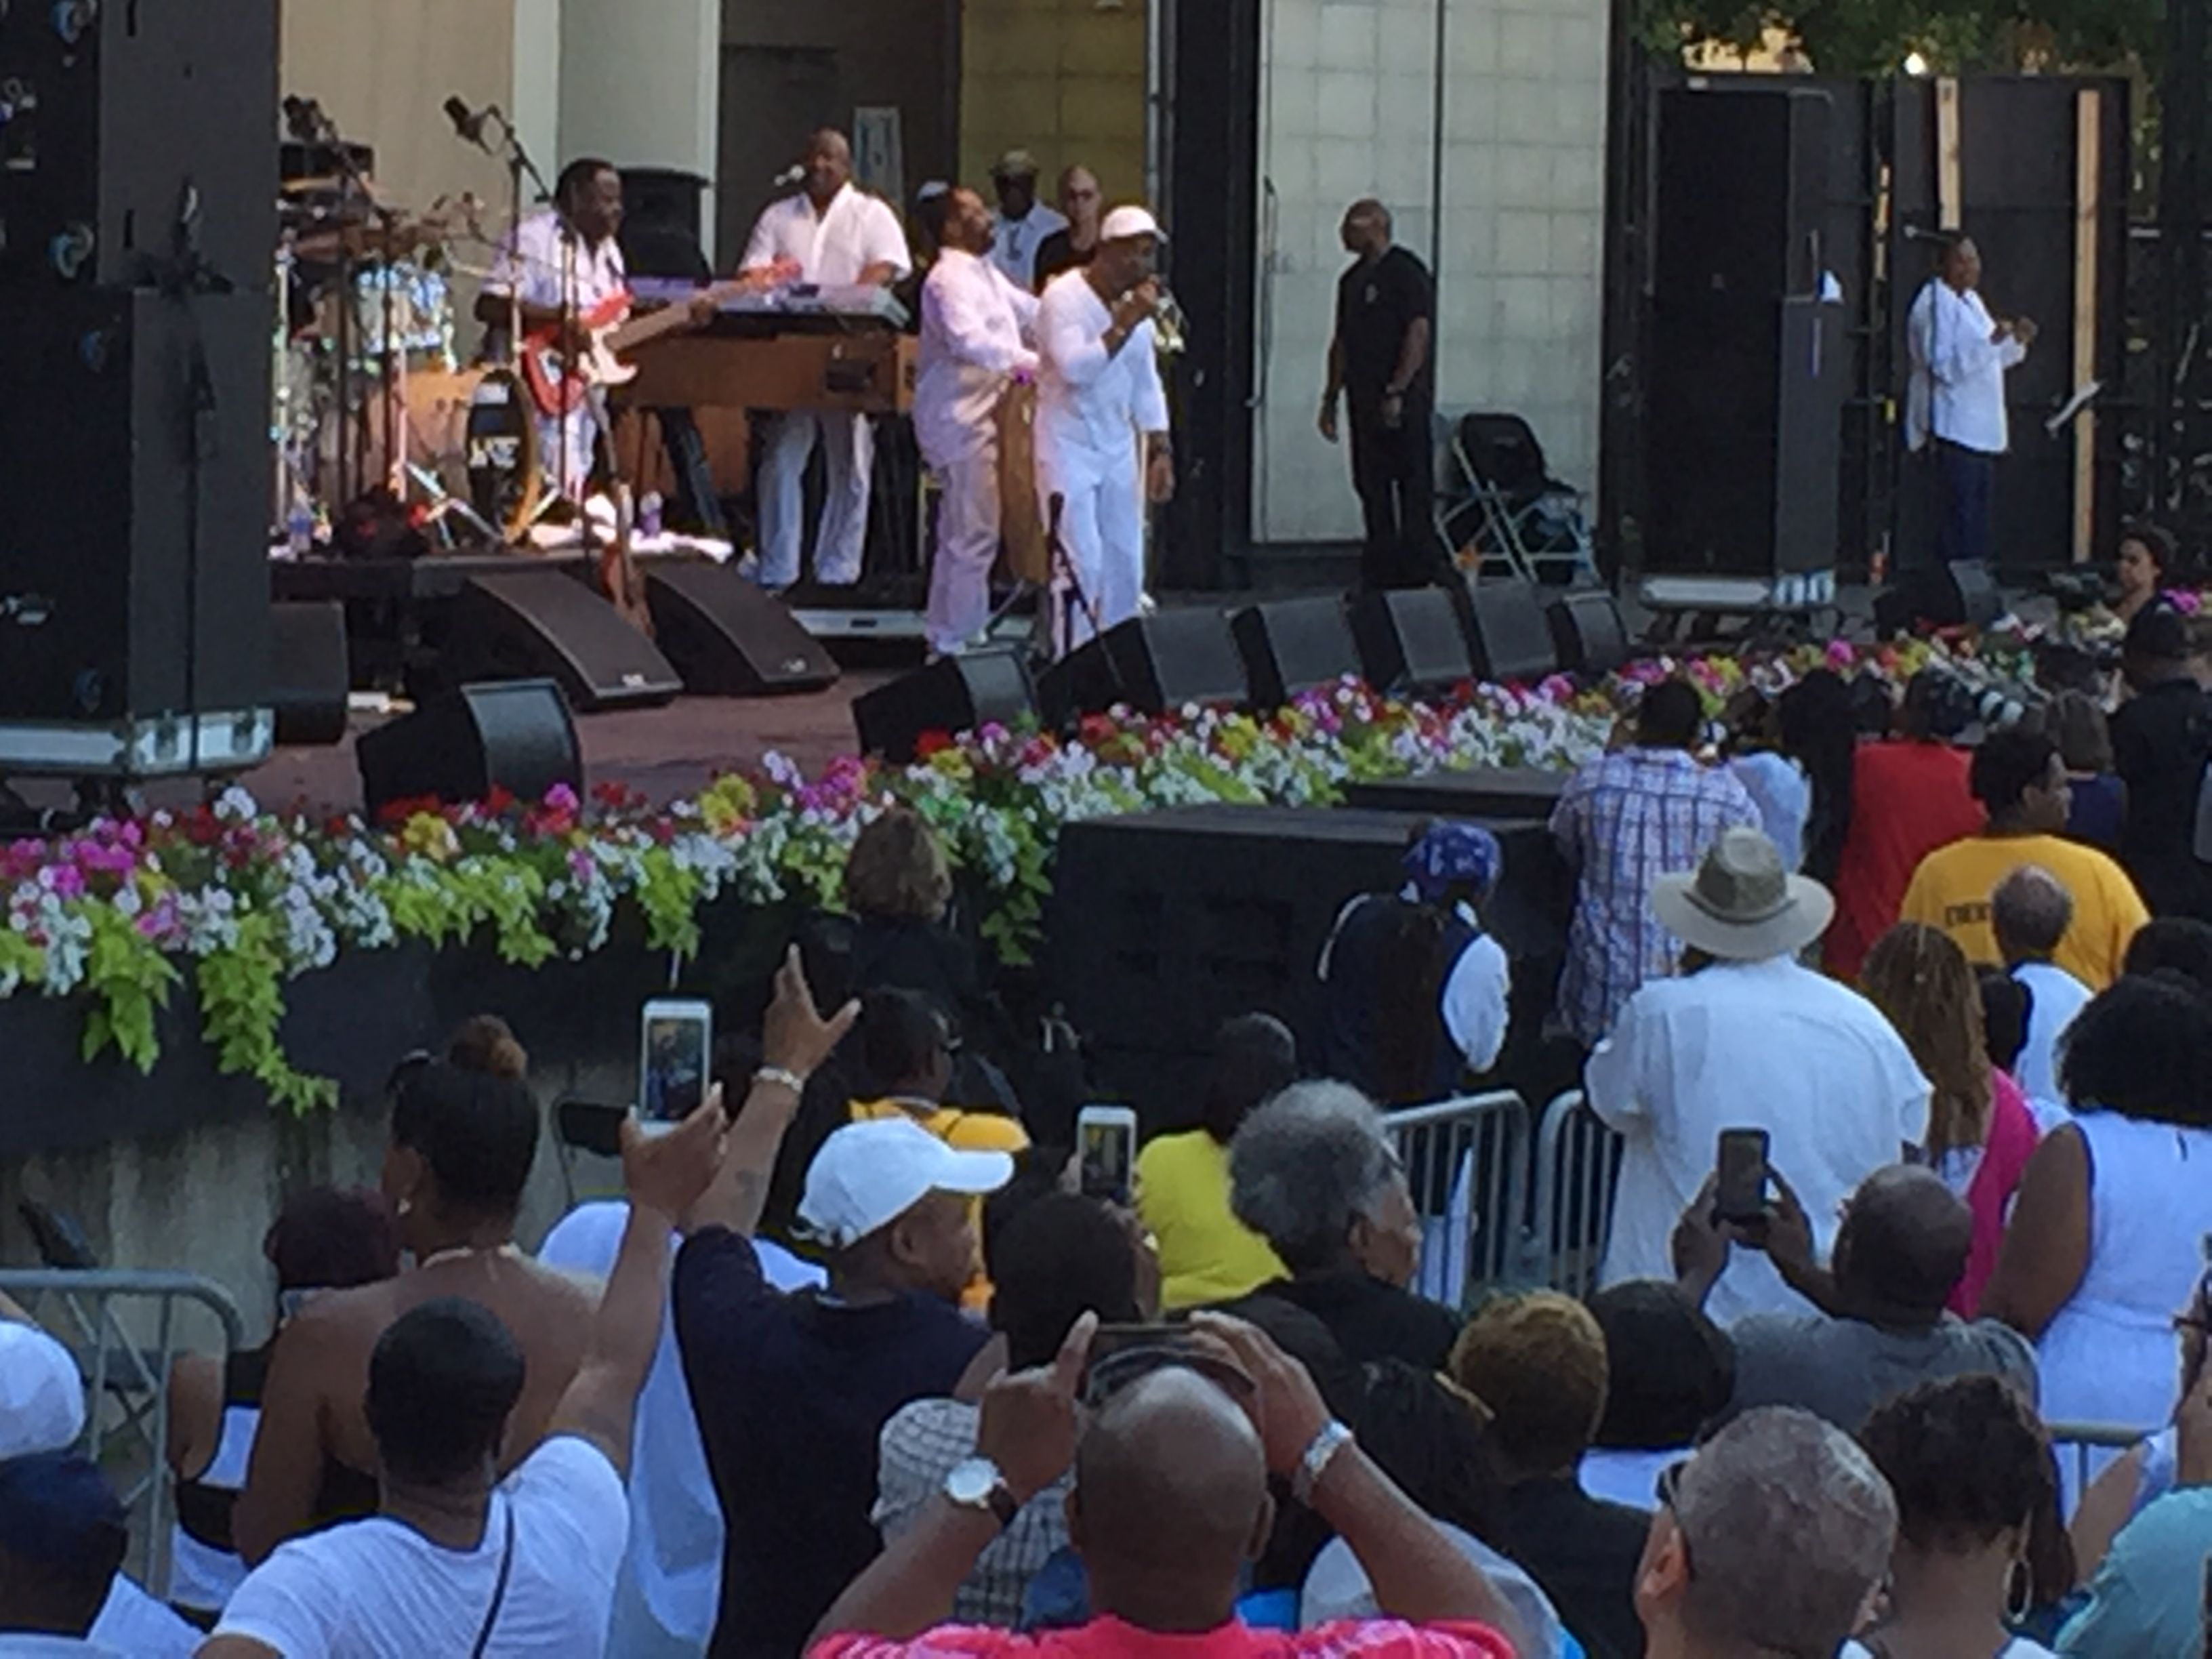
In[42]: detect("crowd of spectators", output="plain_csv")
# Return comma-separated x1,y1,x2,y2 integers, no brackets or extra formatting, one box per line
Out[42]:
7,563,2212,1658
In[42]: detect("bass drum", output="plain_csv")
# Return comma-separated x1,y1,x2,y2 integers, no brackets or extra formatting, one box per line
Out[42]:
464,369,541,541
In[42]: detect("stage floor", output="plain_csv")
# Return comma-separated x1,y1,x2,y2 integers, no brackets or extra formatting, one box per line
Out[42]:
209,678,895,819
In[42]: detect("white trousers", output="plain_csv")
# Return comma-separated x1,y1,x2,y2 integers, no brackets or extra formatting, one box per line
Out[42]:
756,411,874,588
926,447,1000,656
536,406,602,505
1038,439,1143,657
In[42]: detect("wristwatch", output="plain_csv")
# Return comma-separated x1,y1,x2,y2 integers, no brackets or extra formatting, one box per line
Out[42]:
943,1456,1020,1528
1292,1420,1355,1507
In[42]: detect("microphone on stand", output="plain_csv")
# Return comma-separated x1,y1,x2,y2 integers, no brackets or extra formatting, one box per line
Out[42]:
281,95,327,144
771,164,806,188
445,96,493,152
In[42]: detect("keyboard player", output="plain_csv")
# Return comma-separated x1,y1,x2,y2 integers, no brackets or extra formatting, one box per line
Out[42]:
738,128,912,593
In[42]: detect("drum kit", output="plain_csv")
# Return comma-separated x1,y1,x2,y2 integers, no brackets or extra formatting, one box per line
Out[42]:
274,146,539,548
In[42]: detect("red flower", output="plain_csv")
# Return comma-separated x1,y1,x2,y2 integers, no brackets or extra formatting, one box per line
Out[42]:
483,785,518,816
373,794,443,827
914,730,955,758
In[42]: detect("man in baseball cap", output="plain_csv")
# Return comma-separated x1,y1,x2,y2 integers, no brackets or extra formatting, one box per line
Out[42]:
677,1110,1013,1655
988,147,1066,290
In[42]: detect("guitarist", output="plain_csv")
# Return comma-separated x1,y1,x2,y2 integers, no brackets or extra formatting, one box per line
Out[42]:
476,158,632,507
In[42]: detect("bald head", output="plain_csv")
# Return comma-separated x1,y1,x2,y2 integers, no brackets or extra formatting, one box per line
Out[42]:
1992,865,2073,966
1071,1368,1272,1630
1832,1165,1973,1317
803,129,853,206
1341,199,1393,259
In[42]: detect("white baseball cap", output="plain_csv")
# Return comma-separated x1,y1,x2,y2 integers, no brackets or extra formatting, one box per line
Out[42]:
1099,205,1166,244
0,1323,87,1458
798,1117,1015,1248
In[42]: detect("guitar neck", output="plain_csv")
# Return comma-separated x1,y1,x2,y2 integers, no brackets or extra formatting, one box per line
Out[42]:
606,283,746,355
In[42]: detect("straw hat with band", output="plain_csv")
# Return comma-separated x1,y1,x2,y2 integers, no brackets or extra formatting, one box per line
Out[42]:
1650,826,1835,962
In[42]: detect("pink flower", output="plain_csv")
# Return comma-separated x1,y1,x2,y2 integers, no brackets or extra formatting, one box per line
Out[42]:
1825,639,1857,669
542,783,581,815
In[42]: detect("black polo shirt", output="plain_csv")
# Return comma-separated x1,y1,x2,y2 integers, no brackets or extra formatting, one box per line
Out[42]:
1336,245,1435,405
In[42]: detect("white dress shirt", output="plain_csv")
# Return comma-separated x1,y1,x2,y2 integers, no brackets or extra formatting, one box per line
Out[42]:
1586,954,1931,1326
1905,277,2029,456
741,184,912,286
1033,270,1170,463
991,203,1066,289
485,210,628,323
915,248,1040,467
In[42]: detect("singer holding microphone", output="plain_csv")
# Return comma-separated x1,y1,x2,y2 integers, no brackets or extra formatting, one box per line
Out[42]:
915,188,1040,659
1033,205,1174,656
739,129,912,592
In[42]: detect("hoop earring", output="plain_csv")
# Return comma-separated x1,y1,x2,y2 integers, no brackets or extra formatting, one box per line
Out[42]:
2005,1557,2033,1623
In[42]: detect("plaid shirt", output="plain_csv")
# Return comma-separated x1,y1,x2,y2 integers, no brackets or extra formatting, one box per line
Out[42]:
874,1397,1071,1629
1550,747,1761,1044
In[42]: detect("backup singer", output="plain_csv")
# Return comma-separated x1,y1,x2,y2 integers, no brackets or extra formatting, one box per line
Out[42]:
915,188,1040,659
1033,205,1174,655
477,158,629,503
739,129,912,592
1905,233,2036,567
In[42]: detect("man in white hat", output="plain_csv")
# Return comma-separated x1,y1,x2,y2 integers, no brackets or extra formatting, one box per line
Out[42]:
674,1109,1011,1658
1032,204,1174,655
1586,826,1931,1326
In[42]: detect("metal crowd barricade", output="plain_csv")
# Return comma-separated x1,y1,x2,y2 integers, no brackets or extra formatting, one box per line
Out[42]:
2045,1420,2151,1503
0,1269,245,1597
1382,1091,1532,1311
1530,1090,1626,1298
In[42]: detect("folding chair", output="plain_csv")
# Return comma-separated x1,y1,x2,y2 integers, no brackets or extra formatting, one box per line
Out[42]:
1443,413,1598,586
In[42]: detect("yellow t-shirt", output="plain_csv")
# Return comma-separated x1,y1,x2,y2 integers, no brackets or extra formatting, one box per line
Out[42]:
1135,1130,1288,1313
849,1099,1029,1312
1898,832,2149,990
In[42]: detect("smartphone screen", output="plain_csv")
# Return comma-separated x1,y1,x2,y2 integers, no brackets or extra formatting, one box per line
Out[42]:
640,1002,712,1128
1714,1128,1771,1225
1078,1107,1137,1206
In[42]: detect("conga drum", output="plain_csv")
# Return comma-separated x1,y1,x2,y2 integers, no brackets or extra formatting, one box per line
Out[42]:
996,378,1049,584
464,369,541,542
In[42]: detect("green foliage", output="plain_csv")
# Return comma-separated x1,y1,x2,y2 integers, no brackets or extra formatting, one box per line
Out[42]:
78,907,179,1072
1631,0,2160,75
195,915,337,1115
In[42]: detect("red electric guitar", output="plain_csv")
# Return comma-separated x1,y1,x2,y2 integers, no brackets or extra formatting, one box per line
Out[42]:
520,281,752,419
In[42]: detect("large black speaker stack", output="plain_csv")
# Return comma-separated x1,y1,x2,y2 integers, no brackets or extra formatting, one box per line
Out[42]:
0,5,278,774
1647,87,1842,606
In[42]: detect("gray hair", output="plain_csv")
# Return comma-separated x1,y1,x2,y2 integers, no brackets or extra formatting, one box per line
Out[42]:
1675,1407,1897,1656
1991,865,2072,961
1227,1081,1398,1273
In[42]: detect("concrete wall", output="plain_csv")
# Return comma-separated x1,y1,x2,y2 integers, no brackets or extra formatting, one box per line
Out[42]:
3,1054,632,1351
559,0,722,233
1250,0,1610,544
960,0,1151,205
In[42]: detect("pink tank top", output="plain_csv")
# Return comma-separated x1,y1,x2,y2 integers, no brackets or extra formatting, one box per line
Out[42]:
1950,1068,2041,1316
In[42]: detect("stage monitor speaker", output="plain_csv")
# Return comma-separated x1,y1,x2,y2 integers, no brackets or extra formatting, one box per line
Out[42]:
1036,610,1249,726
0,289,272,724
1230,595,1360,710
356,679,580,816
644,561,838,697
1546,591,1630,676
1457,581,1559,685
1351,586,1477,694
450,570,684,713
1875,561,2005,634
853,650,1036,763
1647,87,1841,582
0,1,276,291
268,602,350,747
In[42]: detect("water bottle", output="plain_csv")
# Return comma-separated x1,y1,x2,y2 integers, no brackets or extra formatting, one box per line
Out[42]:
638,491,665,539
285,497,316,558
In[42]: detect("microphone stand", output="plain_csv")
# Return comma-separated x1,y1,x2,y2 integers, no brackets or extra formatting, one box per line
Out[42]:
472,106,567,541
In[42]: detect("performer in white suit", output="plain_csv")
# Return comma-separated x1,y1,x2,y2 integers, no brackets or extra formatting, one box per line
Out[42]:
914,188,1040,658
1032,205,1174,655
739,129,912,590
